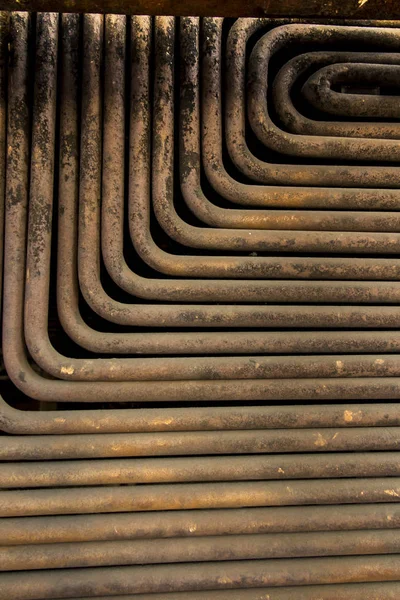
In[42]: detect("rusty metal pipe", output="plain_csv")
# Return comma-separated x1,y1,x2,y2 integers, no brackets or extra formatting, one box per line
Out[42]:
2,504,400,545
2,530,400,571
3,453,400,488
2,479,400,517
8,361,400,403
55,582,400,600
2,399,400,434
1,555,400,599
3,427,400,460
25,287,400,380
0,13,7,314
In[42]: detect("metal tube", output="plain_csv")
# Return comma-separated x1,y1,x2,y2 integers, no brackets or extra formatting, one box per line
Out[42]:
2,453,400,488
55,582,400,600
2,427,400,460
1,555,400,599
2,504,400,545
2,530,400,571
1,479,400,517
2,399,400,434
0,12,7,314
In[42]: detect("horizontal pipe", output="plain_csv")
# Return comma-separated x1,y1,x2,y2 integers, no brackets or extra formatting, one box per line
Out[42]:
2,427,400,460
2,401,400,435
9,373,400,404
2,529,400,571
1,478,400,517
23,349,400,382
58,581,400,600
1,504,399,545
2,453,400,488
1,555,400,599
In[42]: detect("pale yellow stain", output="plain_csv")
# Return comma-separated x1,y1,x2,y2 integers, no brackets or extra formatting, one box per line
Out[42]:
61,365,75,375
385,489,400,497
217,577,233,585
335,360,344,374
375,358,385,365
314,432,327,447
344,410,353,422
358,0,369,6
152,418,173,426
278,467,285,474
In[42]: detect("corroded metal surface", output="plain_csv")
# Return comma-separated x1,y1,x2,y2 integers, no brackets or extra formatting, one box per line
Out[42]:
4,14,400,405
1,11,400,599
2,556,400,598
0,0,400,19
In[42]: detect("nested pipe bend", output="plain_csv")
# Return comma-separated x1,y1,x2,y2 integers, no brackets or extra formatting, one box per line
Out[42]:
303,62,400,119
225,18,400,187
248,23,400,161
147,18,400,253
205,19,400,212
274,51,400,138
